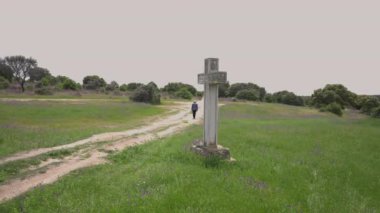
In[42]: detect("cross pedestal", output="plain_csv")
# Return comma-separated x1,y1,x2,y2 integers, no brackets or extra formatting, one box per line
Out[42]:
192,58,231,159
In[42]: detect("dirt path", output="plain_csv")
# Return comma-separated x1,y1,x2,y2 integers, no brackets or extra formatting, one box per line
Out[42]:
0,100,204,203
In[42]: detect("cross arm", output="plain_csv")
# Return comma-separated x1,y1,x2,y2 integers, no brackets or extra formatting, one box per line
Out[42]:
198,72,227,84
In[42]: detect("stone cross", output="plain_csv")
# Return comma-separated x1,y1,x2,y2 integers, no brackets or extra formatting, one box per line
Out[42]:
198,58,227,148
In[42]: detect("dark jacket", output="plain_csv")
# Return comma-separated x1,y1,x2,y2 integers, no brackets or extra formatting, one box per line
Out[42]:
191,103,198,111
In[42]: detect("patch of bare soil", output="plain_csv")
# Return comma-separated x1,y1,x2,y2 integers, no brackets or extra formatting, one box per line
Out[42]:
0,100,203,203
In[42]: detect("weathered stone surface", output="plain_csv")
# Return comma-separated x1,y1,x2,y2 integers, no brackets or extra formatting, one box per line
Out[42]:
191,140,231,160
199,58,223,148
194,58,234,161
198,72,227,84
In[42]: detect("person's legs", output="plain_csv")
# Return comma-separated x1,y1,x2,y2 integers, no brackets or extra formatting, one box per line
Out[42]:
192,110,196,119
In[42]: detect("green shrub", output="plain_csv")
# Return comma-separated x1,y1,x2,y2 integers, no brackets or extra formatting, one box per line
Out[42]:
264,94,273,103
83,75,106,90
40,76,57,87
371,107,380,118
228,83,266,100
105,81,119,91
321,102,343,116
147,85,161,105
218,82,230,97
162,82,197,96
0,63,13,82
126,83,143,91
147,81,158,90
131,87,150,102
119,84,128,92
272,91,304,106
303,96,312,106
355,95,367,109
228,83,252,97
35,87,54,95
62,79,78,90
29,67,51,82
130,83,161,104
0,76,10,89
360,96,379,114
236,89,259,101
175,88,193,100
311,84,357,109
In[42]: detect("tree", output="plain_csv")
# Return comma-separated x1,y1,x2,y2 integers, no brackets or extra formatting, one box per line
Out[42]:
236,89,259,101
62,79,79,90
131,87,150,103
282,93,304,106
311,89,339,108
0,62,13,82
82,75,106,90
227,83,266,100
311,84,357,109
218,82,230,97
258,87,267,101
371,107,380,118
359,96,379,114
162,82,182,93
147,81,158,90
29,67,51,82
146,82,161,104
119,84,128,92
130,83,161,104
324,84,357,107
175,88,193,100
51,75,77,90
264,93,274,103
182,84,197,96
106,81,119,91
320,102,343,116
162,82,197,96
55,75,70,83
127,83,143,91
272,91,304,106
35,76,57,88
228,83,251,97
0,76,10,89
3,56,37,92
302,96,312,106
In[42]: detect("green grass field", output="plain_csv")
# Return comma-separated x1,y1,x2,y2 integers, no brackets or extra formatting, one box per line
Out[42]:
1,103,379,212
0,99,164,158
0,90,131,99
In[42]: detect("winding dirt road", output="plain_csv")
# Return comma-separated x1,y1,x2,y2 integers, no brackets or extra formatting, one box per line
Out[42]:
0,100,203,203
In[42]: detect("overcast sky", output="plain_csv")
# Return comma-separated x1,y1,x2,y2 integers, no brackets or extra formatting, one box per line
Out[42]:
0,0,379,95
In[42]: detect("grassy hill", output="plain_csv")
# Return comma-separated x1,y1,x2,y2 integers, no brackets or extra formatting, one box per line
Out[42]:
1,102,379,212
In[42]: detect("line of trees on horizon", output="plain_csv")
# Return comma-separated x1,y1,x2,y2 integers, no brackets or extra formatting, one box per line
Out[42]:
1,55,379,117
218,82,380,118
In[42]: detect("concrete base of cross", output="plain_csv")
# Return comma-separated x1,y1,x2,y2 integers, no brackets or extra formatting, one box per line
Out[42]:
191,140,234,161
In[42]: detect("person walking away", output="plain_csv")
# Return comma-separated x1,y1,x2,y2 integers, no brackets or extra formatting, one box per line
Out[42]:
191,101,198,119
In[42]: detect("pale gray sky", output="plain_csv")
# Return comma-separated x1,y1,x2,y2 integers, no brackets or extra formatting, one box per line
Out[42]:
1,0,379,95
